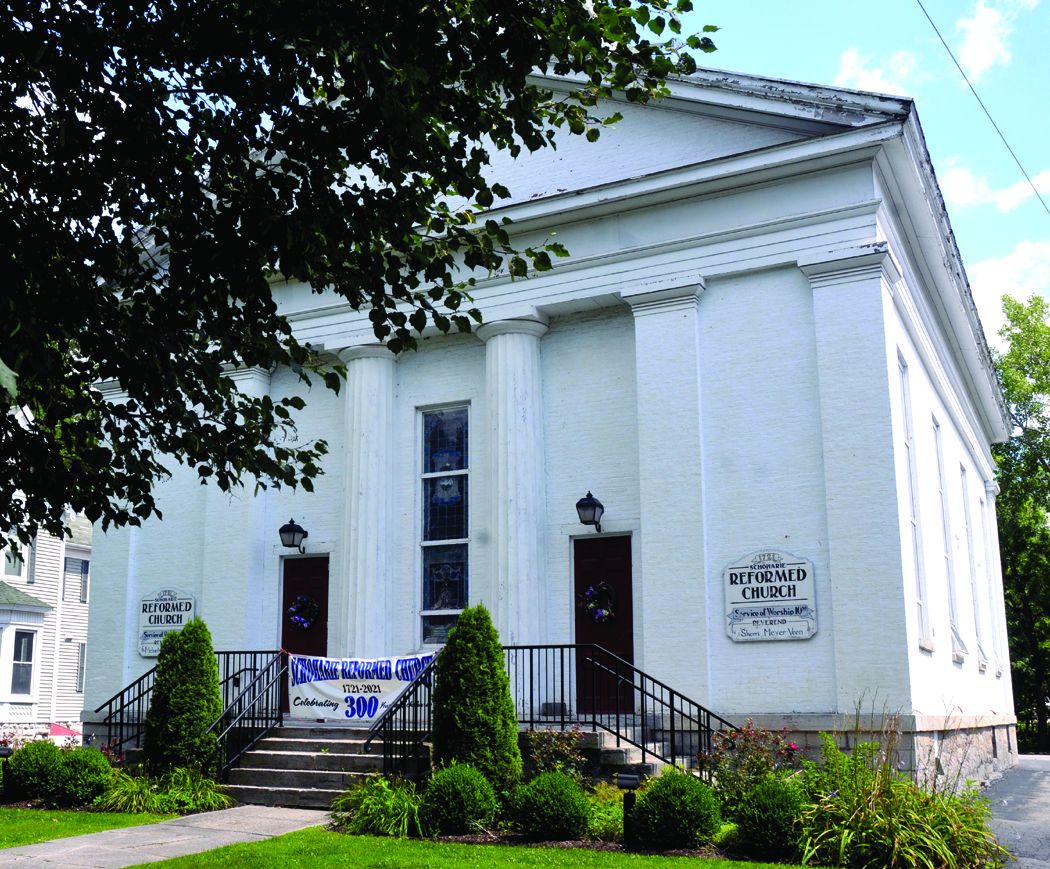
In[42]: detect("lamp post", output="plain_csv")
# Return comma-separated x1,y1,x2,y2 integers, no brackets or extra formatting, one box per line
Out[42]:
278,518,309,553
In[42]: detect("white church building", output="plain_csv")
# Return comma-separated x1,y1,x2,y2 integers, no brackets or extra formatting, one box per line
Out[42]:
83,69,1016,778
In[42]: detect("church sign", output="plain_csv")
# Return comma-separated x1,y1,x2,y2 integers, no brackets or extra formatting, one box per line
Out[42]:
724,550,816,642
139,587,197,656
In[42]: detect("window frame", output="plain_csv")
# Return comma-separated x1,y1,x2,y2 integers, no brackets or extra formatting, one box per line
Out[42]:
8,627,37,698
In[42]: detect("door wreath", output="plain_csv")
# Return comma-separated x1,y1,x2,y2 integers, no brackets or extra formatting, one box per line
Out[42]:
287,594,320,630
579,582,616,624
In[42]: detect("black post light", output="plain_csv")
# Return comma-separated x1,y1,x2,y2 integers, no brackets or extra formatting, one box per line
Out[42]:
279,518,309,553
575,491,604,533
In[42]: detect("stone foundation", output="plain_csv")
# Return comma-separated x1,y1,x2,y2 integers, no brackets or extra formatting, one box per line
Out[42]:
0,720,84,748
730,712,1018,787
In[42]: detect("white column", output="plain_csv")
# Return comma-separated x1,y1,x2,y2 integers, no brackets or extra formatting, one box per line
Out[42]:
625,282,707,696
799,247,911,713
476,318,548,646
338,345,397,658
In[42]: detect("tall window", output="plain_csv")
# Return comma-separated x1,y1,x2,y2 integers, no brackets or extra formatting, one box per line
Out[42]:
979,495,1003,675
64,556,89,603
933,418,966,661
420,407,469,645
3,548,23,579
76,643,87,693
898,356,930,644
960,466,987,670
11,630,34,695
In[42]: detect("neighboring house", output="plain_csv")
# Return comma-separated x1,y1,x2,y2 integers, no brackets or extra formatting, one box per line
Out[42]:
1,515,91,742
83,69,1014,780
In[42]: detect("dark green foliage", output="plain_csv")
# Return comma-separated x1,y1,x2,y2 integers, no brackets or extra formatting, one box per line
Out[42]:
799,733,1008,869
699,718,800,818
626,768,721,851
61,747,115,807
7,740,65,803
522,727,585,783
93,767,231,814
420,762,498,835
330,776,423,838
142,618,223,775
432,604,522,794
512,771,590,841
0,1,715,549
734,774,805,861
7,743,114,807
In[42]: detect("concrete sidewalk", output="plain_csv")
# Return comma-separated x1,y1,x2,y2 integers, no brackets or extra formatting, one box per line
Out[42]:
0,804,328,867
986,754,1050,868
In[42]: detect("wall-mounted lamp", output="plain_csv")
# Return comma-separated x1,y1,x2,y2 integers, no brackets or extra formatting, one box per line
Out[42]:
575,492,604,533
279,518,309,553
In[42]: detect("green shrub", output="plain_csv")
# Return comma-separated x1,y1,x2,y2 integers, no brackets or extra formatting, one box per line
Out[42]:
799,733,1008,869
143,618,223,775
523,727,585,783
627,767,720,851
586,781,625,842
93,766,231,814
330,776,423,837
513,770,590,841
420,762,498,835
60,747,115,807
7,740,65,803
734,773,805,861
700,718,800,818
432,604,521,795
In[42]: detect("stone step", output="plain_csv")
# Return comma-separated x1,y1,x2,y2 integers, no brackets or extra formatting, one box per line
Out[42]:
224,782,345,810
255,736,375,754
227,765,369,791
238,750,384,772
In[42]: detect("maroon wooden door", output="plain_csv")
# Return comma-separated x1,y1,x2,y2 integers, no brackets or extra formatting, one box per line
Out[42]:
281,556,329,711
574,536,634,714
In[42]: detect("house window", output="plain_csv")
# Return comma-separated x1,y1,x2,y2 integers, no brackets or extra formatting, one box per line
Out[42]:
960,466,987,670
3,548,23,579
11,629,34,695
77,643,87,693
933,418,966,661
898,356,931,645
420,407,469,645
65,556,89,603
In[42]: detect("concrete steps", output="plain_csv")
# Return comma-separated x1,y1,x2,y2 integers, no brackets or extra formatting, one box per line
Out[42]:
225,725,394,810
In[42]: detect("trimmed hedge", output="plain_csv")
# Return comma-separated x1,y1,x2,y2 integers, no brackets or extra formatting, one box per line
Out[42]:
420,762,498,835
432,604,522,794
627,768,720,851
143,617,223,775
735,773,805,861
6,742,113,807
513,770,590,841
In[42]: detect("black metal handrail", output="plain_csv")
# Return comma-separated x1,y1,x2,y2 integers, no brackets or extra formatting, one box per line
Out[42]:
93,650,282,757
364,650,441,776
208,651,287,779
505,644,735,771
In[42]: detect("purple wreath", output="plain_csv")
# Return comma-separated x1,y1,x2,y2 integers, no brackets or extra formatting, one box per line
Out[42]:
287,595,320,630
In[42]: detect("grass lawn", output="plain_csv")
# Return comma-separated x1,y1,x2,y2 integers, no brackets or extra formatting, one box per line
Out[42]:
133,828,796,868
0,806,175,849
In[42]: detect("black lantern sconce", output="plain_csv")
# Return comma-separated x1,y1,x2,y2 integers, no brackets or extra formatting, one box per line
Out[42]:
575,491,604,533
279,518,309,553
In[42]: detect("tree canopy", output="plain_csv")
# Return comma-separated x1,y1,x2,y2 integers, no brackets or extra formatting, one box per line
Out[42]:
0,1,716,546
993,294,1050,751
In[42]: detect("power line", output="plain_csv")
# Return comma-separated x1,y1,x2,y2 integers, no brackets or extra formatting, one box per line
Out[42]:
914,0,1050,220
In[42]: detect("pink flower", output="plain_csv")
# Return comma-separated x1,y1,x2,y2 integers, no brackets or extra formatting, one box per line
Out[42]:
788,742,799,751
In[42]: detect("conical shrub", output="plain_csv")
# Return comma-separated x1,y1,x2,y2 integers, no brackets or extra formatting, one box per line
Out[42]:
432,604,521,794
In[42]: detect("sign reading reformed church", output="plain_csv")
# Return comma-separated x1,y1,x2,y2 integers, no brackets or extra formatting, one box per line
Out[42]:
139,588,197,657
724,550,816,642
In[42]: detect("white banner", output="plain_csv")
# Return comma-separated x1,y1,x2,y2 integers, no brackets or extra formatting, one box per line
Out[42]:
287,653,436,722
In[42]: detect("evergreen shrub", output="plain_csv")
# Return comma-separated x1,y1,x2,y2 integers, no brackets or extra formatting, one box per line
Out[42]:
61,747,115,807
420,762,498,835
627,767,720,851
7,740,65,803
734,773,805,861
142,618,223,775
432,604,522,794
513,770,590,840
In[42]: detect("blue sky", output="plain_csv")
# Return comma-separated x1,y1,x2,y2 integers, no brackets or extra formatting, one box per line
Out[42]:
681,0,1050,350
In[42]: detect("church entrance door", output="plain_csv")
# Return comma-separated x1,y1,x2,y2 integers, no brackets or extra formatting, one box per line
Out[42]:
280,555,329,711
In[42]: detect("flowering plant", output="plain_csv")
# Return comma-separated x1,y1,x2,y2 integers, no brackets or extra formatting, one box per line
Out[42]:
287,594,320,630
581,583,615,624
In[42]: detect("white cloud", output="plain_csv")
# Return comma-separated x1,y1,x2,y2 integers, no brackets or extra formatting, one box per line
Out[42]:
956,0,1038,82
939,159,1050,213
968,239,1050,350
833,48,921,96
